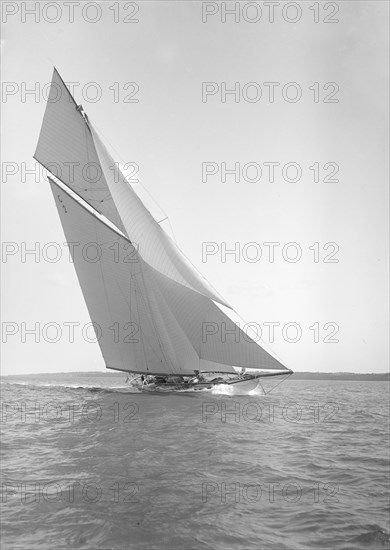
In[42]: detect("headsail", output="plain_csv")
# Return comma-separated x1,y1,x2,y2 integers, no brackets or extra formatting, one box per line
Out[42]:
90,124,231,308
148,266,287,372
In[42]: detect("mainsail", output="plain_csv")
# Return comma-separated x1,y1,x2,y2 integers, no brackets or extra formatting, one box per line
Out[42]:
36,69,290,377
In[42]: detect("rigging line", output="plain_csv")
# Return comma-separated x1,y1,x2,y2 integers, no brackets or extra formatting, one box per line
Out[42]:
134,276,147,372
138,262,175,375
99,193,114,202
261,372,293,395
258,378,265,394
91,123,185,249
130,270,176,368
83,113,97,205
123,259,173,370
231,306,288,368
100,243,166,368
49,70,174,242
166,218,178,245
56,181,110,204
91,216,128,372
129,270,175,372
47,175,128,247
173,244,231,309
49,174,150,370
154,275,200,361
118,283,169,368
199,298,217,358
140,276,176,375
40,166,107,221
87,196,111,204
135,180,170,226
49,178,91,194
91,120,174,228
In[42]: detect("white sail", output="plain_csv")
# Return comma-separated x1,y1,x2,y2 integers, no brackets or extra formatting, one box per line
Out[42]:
34,68,126,233
147,265,287,372
36,69,230,309
90,125,231,309
49,177,200,375
38,69,290,378
49,176,286,375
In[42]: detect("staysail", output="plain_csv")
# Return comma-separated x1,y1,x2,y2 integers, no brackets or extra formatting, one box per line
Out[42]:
38,69,290,377
90,124,231,308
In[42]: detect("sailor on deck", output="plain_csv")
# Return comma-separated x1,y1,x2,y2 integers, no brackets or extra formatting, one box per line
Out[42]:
190,370,205,384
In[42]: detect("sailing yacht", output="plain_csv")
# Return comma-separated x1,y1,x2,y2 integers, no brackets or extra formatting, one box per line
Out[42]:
34,68,292,394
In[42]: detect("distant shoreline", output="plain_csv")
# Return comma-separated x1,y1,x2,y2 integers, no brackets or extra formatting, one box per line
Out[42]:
290,372,389,381
1,371,389,381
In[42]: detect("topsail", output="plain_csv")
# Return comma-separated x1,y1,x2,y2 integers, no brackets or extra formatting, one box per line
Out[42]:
34,68,126,233
35,69,290,378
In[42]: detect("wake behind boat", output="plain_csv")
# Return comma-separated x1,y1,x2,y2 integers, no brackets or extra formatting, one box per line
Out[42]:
34,68,293,392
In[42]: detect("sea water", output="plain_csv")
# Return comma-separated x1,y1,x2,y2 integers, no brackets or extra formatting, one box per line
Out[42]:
1,373,389,550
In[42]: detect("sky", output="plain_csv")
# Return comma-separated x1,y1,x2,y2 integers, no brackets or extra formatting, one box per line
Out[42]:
1,1,389,375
